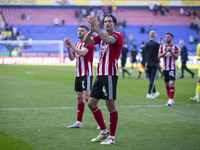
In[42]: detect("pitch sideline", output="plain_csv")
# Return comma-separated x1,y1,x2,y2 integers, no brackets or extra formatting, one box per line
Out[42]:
0,104,199,111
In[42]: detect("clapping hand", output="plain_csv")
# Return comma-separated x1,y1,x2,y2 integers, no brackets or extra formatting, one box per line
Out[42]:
167,47,172,53
64,38,72,49
87,16,99,32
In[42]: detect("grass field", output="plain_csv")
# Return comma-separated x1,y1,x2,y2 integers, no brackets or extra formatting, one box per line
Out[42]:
0,65,200,150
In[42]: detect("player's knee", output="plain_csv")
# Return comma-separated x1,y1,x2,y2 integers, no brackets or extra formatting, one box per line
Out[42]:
107,105,117,113
84,95,89,102
168,81,175,87
87,101,93,109
106,101,117,113
83,92,90,102
87,99,98,109
76,95,83,102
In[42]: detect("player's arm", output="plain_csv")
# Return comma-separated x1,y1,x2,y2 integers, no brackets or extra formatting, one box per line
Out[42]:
64,39,75,61
83,28,95,44
93,24,117,44
95,28,117,44
70,45,89,57
158,51,168,59
171,52,179,60
168,48,179,60
87,16,117,44
64,38,89,57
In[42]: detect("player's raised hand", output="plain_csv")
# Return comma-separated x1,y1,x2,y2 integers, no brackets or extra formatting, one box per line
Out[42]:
64,38,68,45
87,16,94,24
87,16,99,31
90,26,96,33
64,38,70,50
64,38,72,46
67,38,72,46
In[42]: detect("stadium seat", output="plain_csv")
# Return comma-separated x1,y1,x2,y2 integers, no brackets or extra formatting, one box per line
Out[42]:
0,8,198,52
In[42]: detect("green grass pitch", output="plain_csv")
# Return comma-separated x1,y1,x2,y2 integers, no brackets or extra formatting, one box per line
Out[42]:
0,65,199,150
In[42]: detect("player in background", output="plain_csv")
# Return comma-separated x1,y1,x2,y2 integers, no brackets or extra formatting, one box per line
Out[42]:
190,43,200,102
158,33,179,106
121,42,131,78
137,41,148,79
145,31,160,99
130,43,137,73
83,14,123,144
179,40,195,79
64,25,95,128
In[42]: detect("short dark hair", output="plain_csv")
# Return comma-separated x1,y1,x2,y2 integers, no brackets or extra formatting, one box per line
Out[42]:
79,25,89,31
102,14,117,27
141,41,145,44
165,32,173,38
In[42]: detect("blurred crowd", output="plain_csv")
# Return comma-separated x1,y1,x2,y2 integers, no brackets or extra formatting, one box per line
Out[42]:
0,11,26,41
0,12,30,56
149,3,170,16
75,6,116,28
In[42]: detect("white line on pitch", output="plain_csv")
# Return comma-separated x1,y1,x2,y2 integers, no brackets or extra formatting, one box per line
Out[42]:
0,104,199,111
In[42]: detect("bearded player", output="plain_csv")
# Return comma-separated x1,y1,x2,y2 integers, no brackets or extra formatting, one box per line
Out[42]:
158,33,179,106
83,15,123,144
64,25,95,128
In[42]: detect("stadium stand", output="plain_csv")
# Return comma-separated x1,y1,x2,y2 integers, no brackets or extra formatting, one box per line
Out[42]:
1,8,78,25
116,9,197,25
8,24,197,52
0,7,199,54
1,8,199,25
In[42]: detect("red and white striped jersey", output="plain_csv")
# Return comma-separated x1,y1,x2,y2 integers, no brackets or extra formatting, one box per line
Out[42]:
72,42,95,77
93,32,123,76
159,44,179,70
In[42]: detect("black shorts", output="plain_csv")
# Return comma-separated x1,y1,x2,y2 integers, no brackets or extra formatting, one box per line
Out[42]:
163,70,176,82
90,75,118,100
131,58,137,63
121,58,126,67
75,76,93,92
131,51,137,63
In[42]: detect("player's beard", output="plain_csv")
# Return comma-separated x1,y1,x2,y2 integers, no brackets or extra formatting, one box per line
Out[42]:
166,40,172,45
78,35,83,39
105,26,115,34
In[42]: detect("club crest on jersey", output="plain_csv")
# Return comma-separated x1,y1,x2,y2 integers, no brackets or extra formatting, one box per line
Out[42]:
82,81,85,89
102,86,107,96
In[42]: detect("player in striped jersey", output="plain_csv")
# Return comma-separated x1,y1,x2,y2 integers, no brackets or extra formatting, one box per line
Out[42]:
83,15,123,144
64,25,95,128
190,43,200,102
158,33,179,106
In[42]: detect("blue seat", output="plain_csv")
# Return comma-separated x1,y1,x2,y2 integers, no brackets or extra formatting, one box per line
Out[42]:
14,25,198,53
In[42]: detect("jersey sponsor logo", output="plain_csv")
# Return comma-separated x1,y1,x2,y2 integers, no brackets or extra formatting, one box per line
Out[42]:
101,43,108,54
